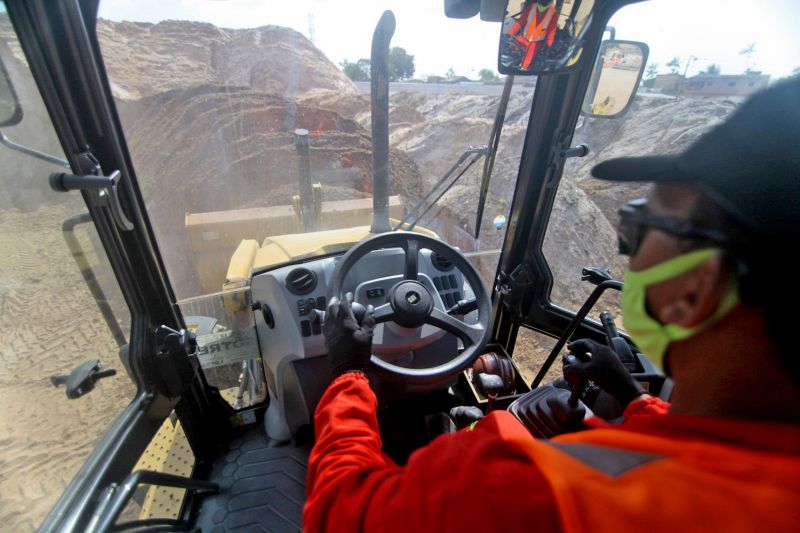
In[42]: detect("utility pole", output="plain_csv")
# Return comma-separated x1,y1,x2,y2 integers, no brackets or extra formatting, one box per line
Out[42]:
680,55,704,96
682,55,698,78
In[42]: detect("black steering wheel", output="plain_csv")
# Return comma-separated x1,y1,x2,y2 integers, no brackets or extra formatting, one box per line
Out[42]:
327,231,491,383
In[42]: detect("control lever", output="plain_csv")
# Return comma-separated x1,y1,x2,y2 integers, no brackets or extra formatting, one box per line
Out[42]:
447,297,477,316
581,266,613,285
547,389,587,427
476,373,505,411
50,359,117,399
600,311,638,372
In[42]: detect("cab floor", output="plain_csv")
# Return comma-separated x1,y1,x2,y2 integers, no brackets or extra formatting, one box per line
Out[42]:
193,427,309,532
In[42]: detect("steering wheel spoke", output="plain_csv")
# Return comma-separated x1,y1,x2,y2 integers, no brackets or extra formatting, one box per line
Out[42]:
403,238,419,280
373,302,396,324
427,307,484,346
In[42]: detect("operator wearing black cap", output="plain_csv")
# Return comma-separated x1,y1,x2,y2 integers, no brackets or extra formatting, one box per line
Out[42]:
582,76,800,420
305,78,800,531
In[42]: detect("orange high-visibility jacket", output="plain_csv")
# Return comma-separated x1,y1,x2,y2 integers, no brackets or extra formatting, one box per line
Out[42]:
508,2,558,44
304,372,800,532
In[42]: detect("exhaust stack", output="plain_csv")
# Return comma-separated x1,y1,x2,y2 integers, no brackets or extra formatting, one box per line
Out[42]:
369,10,395,233
294,128,319,231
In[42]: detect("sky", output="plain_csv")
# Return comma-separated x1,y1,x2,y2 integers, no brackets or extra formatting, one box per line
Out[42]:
98,0,800,80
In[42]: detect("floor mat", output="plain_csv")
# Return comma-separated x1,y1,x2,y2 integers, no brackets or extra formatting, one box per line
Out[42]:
194,428,309,532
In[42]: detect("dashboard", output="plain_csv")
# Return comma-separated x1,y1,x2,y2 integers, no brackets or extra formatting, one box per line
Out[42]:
250,247,467,366
250,243,484,442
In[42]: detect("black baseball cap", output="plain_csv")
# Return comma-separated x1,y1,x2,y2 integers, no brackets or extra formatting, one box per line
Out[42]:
591,77,800,242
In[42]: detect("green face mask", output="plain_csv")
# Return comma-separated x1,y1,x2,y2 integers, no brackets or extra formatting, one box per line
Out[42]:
621,248,739,373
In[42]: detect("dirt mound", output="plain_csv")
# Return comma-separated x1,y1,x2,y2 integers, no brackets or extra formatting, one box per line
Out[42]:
380,87,619,299
574,96,738,230
297,89,371,122
120,85,423,296
97,19,358,100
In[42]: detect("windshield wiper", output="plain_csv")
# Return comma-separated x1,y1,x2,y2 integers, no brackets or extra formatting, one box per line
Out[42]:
474,74,514,238
394,146,488,231
393,73,515,235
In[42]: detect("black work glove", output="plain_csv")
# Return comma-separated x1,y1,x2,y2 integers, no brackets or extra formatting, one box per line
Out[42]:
323,292,375,377
449,406,485,428
563,338,645,407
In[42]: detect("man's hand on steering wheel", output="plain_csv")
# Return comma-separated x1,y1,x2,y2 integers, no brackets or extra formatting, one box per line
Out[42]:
324,292,376,377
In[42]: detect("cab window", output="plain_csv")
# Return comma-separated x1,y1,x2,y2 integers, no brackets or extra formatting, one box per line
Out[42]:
0,6,135,529
94,1,536,405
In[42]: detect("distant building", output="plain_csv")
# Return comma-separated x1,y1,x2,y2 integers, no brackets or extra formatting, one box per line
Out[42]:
651,73,686,96
426,75,445,84
685,73,770,97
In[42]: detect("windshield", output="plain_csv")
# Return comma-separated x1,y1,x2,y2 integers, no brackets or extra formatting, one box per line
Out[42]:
97,1,534,301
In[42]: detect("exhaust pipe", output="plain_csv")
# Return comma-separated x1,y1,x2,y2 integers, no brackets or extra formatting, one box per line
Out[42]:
370,10,395,233
294,128,318,231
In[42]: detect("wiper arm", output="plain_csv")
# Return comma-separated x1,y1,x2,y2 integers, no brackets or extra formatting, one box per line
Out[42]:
394,145,488,231
474,74,514,238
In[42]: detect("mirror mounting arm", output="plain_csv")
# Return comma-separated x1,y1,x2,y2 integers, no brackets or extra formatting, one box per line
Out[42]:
0,130,69,168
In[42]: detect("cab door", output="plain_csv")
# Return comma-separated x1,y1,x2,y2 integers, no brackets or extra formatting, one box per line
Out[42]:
1,1,229,530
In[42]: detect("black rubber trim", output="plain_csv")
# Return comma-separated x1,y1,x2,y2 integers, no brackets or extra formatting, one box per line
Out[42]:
193,429,309,532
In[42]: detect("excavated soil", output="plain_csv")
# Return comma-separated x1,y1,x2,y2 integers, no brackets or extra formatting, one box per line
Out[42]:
118,84,423,297
0,200,135,532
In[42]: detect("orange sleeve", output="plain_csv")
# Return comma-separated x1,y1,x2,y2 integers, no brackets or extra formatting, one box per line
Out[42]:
624,394,670,418
304,372,562,532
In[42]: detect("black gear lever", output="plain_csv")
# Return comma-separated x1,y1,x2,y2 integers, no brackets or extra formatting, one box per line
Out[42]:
600,311,639,372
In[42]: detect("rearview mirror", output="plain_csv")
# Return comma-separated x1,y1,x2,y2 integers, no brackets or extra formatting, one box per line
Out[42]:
0,57,22,127
498,0,596,75
582,40,649,118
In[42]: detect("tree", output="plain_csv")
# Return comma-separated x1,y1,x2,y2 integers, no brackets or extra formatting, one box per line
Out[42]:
388,47,415,81
666,57,681,74
740,42,756,73
445,67,456,80
702,64,721,75
478,68,499,83
340,58,370,81
644,62,659,80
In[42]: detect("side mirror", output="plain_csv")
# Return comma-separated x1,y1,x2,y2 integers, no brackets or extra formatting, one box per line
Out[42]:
0,57,22,127
582,40,649,118
498,0,596,75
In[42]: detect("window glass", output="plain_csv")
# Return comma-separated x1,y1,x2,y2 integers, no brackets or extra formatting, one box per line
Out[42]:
96,0,534,299
544,0,799,316
95,0,536,405
0,9,135,530
513,326,563,384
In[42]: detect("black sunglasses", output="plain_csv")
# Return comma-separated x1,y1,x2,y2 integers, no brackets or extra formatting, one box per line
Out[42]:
617,198,730,256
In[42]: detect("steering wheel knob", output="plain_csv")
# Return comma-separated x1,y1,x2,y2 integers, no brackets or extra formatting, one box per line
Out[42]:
390,280,434,328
